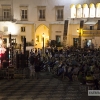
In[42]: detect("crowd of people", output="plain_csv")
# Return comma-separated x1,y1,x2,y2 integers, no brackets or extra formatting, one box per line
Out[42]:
28,46,100,89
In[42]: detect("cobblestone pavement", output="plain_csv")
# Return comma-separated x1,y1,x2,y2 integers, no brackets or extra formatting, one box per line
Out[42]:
0,72,100,100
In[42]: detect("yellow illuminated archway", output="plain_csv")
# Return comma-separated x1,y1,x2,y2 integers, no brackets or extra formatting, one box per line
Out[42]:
70,4,75,8
83,4,88,8
89,3,95,8
76,4,82,18
35,24,49,48
83,4,89,18
96,3,100,17
89,3,95,17
70,4,76,18
76,4,81,8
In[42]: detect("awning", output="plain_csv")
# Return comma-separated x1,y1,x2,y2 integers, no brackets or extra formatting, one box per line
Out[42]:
16,20,34,24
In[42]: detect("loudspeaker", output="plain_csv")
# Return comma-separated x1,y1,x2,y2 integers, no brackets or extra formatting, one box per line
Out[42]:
80,20,84,29
64,20,69,35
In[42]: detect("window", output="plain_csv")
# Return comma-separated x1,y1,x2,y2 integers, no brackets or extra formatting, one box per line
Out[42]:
21,27,25,32
3,9,11,19
83,4,89,18
70,4,76,18
2,5,11,20
96,3,100,17
76,4,82,18
56,6,64,21
38,6,46,21
21,36,25,42
20,6,28,20
21,10,27,20
89,3,95,18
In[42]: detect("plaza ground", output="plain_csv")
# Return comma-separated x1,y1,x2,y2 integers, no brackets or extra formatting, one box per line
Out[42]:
0,71,100,100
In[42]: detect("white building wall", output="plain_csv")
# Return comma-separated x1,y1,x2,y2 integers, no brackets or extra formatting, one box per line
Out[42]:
50,24,64,42
0,0,100,48
12,0,100,22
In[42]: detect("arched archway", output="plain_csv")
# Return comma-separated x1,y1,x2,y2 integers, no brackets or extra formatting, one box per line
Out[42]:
76,4,82,18
83,4,89,18
70,4,76,18
35,24,49,48
96,3,100,17
89,3,95,17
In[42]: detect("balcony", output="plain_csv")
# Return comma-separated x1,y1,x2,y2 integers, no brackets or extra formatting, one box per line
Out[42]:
83,30,100,37
0,16,13,21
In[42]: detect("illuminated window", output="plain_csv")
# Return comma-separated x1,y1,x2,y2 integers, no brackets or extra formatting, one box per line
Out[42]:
20,6,28,20
70,4,76,18
96,3,100,17
83,4,89,18
89,3,95,18
38,6,46,21
76,4,82,18
21,27,25,32
55,6,64,21
2,5,11,21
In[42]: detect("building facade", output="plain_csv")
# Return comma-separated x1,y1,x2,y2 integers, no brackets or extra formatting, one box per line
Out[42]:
0,0,100,49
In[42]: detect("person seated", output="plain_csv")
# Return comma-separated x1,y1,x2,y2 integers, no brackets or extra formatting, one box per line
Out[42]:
86,72,95,89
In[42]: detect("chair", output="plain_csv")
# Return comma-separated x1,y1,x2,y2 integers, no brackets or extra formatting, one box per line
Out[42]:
86,80,95,90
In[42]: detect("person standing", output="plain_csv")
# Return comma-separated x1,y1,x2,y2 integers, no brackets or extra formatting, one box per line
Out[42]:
29,53,35,79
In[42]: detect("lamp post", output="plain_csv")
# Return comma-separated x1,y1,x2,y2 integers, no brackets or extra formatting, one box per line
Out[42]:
42,33,45,56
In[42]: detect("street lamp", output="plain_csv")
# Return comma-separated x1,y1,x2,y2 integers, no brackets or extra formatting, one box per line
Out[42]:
77,29,79,33
42,33,45,56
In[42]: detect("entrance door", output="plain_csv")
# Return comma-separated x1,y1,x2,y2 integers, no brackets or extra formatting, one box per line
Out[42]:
87,39,92,47
84,39,93,48
73,38,79,47
56,35,61,47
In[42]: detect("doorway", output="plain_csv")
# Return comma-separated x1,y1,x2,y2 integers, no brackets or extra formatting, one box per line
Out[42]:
35,25,49,48
56,35,61,47
73,38,79,47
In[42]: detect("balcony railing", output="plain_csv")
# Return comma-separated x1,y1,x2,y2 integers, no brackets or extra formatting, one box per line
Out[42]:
0,16,13,21
83,30,100,36
83,30,100,33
